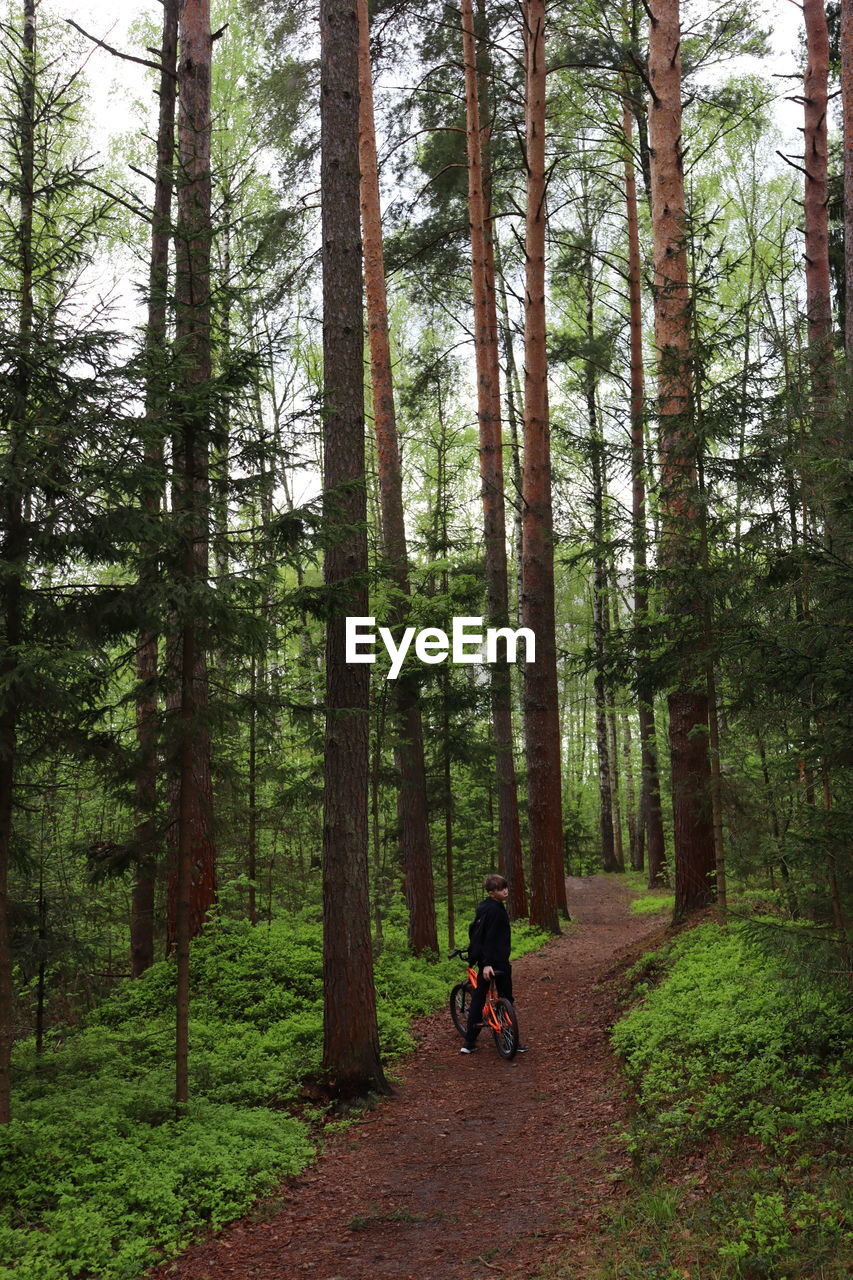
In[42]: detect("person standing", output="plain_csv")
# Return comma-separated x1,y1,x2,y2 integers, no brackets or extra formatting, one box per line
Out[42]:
460,874,526,1053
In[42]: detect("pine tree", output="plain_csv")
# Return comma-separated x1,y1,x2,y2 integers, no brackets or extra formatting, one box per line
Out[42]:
522,0,567,930
357,0,438,956
132,0,179,979
172,0,216,1109
0,0,34,1127
622,88,667,886
321,0,388,1095
461,0,527,919
647,0,716,915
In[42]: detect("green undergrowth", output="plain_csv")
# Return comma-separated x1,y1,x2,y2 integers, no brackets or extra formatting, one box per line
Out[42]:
628,892,675,916
3,907,548,1279
607,869,675,917
592,918,852,1279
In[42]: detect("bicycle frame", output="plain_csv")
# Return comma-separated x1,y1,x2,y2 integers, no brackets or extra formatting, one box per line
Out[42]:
467,965,503,1035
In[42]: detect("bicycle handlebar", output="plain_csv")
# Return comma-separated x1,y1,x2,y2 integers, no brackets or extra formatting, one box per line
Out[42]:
448,949,503,977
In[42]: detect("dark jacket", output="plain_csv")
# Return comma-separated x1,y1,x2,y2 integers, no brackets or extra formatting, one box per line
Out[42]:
472,895,511,970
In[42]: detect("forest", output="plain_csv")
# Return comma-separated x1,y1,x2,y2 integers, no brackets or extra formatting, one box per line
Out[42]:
0,0,850,1276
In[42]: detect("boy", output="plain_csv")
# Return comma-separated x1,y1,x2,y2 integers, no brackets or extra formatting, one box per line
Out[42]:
460,873,526,1053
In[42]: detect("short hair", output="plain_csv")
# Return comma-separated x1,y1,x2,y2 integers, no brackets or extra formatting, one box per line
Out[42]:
484,874,508,893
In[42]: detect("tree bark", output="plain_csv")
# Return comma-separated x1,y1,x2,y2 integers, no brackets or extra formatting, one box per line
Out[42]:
843,0,853,375
607,691,625,870
461,0,527,921
171,0,216,1108
803,0,835,435
647,0,715,915
357,0,438,956
247,654,258,925
623,92,667,887
321,0,388,1095
621,706,639,869
168,0,217,957
132,0,179,979
495,246,525,629
521,0,566,931
584,251,618,873
0,0,35,1127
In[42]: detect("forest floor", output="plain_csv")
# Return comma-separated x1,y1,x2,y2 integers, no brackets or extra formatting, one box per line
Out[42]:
148,875,669,1280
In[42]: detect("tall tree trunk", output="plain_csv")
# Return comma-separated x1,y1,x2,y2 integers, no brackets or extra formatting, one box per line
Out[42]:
0,0,35,1125
461,0,527,920
623,89,667,889
247,654,258,925
626,0,652,209
522,0,566,931
172,0,216,1108
370,683,387,951
584,251,618,873
321,0,388,1095
607,694,625,870
168,0,217,955
622,707,640,869
647,0,715,915
132,0,179,980
442,660,455,951
495,246,525,627
212,192,232,588
694,413,726,914
609,577,639,868
844,0,853,380
803,0,835,438
803,6,846,956
357,0,437,955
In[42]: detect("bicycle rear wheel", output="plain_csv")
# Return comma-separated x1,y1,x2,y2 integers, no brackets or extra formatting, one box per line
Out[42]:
450,982,472,1037
492,997,519,1059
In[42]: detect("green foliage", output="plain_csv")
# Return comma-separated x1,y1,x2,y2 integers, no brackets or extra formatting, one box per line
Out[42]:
4,908,547,1277
716,1187,849,1276
612,922,851,1146
0,1101,311,1280
628,894,675,916
599,922,852,1279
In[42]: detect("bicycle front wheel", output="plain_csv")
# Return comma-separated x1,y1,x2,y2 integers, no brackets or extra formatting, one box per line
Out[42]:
492,997,519,1059
450,982,471,1037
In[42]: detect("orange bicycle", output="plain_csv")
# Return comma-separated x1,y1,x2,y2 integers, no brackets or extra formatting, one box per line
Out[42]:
449,948,519,1059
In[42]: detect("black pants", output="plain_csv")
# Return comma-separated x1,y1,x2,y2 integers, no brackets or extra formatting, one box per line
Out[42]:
464,964,513,1045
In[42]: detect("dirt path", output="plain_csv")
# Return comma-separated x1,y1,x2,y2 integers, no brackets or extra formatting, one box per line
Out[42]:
151,876,667,1280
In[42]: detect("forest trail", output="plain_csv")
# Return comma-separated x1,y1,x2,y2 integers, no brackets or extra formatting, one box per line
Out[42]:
150,876,668,1280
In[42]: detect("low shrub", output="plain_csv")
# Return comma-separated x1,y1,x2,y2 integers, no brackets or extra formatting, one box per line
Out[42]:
601,919,852,1279
0,1101,311,1280
611,921,851,1146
